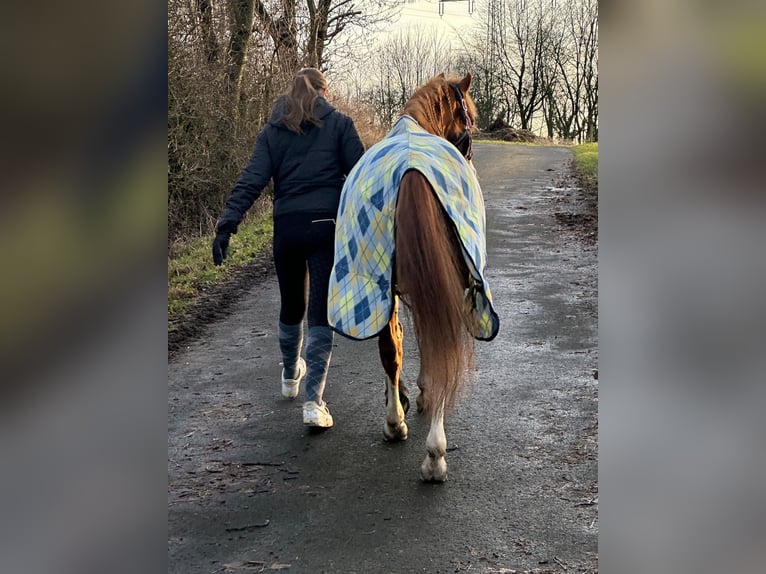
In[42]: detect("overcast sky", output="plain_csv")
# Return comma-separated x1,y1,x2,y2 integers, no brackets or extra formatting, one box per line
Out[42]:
390,0,477,37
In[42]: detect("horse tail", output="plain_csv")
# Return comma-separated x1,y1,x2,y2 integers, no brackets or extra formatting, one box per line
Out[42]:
395,170,475,417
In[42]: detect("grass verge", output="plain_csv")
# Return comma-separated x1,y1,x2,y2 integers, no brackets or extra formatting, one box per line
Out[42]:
168,211,273,323
571,142,598,191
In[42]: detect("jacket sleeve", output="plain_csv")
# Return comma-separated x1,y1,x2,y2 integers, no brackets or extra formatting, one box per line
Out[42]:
216,128,273,234
339,116,365,175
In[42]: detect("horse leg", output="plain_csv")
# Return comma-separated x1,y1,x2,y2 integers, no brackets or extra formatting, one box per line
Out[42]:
378,297,408,441
416,370,426,413
420,400,448,482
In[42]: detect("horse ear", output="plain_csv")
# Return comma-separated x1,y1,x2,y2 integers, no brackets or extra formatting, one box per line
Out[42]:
458,72,473,93
437,72,446,79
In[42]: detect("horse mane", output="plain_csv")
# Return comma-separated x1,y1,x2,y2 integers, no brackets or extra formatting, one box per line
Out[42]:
400,73,477,142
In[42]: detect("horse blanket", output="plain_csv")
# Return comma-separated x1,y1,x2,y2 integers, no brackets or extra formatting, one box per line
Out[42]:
327,115,500,341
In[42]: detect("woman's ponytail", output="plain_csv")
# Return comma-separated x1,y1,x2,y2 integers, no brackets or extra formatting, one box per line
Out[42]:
280,68,327,133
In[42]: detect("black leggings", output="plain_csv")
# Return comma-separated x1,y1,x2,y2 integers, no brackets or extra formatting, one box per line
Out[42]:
273,213,336,327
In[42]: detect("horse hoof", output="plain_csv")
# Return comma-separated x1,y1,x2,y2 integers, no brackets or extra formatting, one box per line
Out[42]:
383,420,408,442
420,452,448,482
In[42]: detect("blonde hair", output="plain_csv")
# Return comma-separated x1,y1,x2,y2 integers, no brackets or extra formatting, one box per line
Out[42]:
280,68,328,133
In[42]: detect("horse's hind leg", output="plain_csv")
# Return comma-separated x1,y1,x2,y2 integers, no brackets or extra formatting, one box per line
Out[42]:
416,370,426,413
378,297,408,441
421,401,448,482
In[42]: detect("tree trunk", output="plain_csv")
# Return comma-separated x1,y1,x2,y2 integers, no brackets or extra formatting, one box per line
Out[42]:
306,0,332,68
198,0,220,64
227,0,255,113
254,0,299,75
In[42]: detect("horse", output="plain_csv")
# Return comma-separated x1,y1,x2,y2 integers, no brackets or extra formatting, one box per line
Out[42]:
328,72,499,482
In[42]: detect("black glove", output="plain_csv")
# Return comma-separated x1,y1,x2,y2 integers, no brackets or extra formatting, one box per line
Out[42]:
212,232,230,266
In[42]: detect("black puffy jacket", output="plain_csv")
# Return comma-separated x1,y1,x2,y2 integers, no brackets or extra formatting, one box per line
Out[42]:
216,96,364,234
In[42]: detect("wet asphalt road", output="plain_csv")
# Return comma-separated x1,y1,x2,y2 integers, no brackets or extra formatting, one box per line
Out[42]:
168,142,598,574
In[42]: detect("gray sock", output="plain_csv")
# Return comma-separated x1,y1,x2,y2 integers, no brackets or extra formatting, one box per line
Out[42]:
304,326,334,404
278,321,303,378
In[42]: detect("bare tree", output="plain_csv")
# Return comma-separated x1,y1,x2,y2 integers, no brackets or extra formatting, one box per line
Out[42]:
249,0,400,73
544,0,598,141
365,46,399,128
361,24,460,127
493,0,554,131
463,0,597,140
540,1,576,139
228,0,257,115
253,0,300,73
577,0,598,141
168,0,400,239
198,0,222,63
465,0,504,130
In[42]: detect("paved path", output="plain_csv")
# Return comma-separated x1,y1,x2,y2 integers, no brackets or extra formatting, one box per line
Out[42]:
169,142,598,574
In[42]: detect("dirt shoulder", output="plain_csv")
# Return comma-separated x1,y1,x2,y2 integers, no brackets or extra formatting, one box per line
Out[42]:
168,251,274,361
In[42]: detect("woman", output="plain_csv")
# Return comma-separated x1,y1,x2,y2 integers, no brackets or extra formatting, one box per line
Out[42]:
212,68,364,429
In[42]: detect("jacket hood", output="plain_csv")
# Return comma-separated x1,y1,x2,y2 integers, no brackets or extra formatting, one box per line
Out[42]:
268,95,336,129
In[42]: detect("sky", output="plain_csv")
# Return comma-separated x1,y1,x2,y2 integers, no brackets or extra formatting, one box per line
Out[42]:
388,0,478,39
329,0,481,94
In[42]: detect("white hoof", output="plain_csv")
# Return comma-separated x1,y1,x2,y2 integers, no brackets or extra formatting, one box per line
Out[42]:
420,450,448,482
383,419,408,442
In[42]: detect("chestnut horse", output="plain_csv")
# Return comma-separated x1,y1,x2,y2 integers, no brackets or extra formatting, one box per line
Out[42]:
328,73,499,481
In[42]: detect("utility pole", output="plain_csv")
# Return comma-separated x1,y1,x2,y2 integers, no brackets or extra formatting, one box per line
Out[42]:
438,0,476,16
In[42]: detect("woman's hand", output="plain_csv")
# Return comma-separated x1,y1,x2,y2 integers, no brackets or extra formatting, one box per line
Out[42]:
212,232,231,266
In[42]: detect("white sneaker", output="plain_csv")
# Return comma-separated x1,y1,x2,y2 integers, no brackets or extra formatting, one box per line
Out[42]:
281,358,306,398
303,401,333,428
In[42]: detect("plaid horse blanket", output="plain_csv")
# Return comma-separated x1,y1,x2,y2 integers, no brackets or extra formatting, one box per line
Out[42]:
327,115,500,341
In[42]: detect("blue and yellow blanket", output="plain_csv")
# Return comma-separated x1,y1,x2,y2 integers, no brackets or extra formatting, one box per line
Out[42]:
327,115,499,341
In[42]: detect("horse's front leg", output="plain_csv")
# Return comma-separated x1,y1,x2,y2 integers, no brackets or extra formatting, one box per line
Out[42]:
378,297,408,441
420,400,448,482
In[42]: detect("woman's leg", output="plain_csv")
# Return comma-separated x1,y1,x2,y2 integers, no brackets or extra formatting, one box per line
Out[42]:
273,217,308,378
303,220,336,406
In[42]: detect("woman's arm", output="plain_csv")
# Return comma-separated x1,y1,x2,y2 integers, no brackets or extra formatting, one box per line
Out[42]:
216,128,273,235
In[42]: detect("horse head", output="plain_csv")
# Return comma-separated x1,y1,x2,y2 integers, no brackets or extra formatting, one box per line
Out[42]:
401,72,477,160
